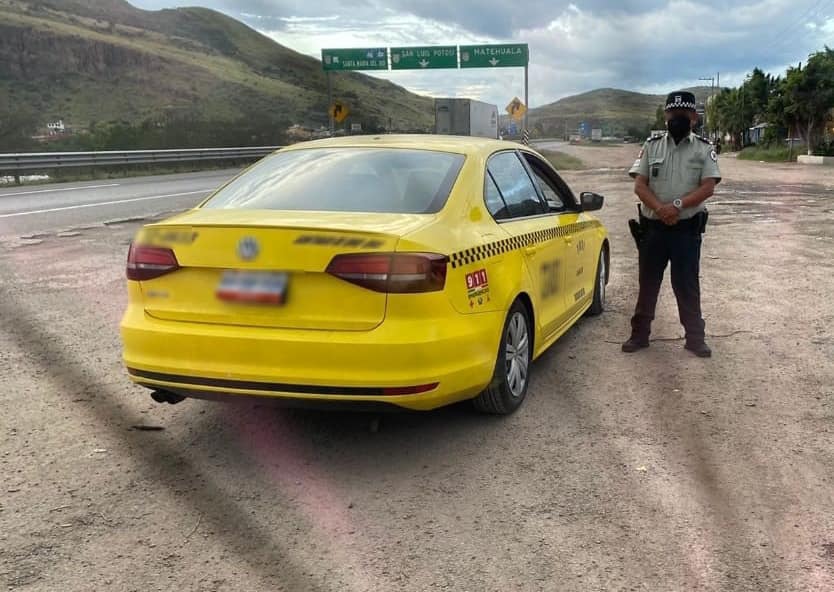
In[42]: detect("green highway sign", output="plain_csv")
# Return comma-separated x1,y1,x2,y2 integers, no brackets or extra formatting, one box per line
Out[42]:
322,48,388,71
390,46,458,70
459,44,529,68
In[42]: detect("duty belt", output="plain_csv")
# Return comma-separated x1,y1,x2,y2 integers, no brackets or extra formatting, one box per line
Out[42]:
641,210,708,233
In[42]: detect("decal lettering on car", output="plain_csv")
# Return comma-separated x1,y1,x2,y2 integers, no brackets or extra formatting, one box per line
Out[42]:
465,269,490,307
541,260,560,300
294,235,384,249
144,229,199,245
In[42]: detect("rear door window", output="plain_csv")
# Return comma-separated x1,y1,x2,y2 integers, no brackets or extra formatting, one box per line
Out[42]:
520,152,576,212
485,173,510,220
486,151,545,219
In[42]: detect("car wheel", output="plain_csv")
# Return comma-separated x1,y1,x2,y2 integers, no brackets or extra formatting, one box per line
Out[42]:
473,300,532,415
586,247,607,316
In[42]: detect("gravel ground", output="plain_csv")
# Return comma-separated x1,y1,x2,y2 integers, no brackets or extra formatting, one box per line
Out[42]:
1,145,832,591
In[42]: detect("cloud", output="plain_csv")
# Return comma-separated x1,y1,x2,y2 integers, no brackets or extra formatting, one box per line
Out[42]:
130,0,834,106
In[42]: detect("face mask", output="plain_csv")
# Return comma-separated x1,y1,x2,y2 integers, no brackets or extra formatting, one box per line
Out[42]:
667,115,692,142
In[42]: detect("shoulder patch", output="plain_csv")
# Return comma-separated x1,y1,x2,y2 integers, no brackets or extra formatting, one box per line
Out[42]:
709,149,718,162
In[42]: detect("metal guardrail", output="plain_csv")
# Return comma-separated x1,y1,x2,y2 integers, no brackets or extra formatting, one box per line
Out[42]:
0,146,282,174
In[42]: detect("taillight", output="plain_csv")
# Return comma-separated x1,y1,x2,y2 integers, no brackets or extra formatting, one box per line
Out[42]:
126,244,180,281
326,253,448,293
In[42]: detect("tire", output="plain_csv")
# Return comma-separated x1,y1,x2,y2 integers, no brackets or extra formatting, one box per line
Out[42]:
586,247,607,316
473,300,533,415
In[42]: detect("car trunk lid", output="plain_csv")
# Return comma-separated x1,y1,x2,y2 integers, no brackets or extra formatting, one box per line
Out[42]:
133,209,434,331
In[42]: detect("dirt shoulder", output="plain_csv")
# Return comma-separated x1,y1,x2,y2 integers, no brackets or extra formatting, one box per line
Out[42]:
1,146,832,591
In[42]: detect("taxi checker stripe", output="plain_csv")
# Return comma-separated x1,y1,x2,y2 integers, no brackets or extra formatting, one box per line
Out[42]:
449,221,601,269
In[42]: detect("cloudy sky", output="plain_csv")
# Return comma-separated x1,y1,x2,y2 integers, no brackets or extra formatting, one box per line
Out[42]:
131,0,834,107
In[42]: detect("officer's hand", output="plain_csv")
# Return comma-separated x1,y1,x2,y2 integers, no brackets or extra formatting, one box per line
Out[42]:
656,204,679,225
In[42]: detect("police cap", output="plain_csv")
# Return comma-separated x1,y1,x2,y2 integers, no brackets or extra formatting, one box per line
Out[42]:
664,91,697,112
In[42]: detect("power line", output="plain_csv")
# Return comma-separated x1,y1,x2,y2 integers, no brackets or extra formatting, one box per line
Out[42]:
769,0,834,52
770,0,826,41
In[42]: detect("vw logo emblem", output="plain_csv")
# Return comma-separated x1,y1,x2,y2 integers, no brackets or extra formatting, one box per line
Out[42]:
237,237,259,261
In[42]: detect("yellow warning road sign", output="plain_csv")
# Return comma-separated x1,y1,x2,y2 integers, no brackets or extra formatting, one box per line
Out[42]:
505,97,527,121
329,101,349,123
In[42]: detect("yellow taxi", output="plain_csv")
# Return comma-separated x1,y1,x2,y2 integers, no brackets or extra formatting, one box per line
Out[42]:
121,135,609,414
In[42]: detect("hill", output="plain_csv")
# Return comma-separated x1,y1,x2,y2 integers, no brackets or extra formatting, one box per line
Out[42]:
0,0,434,148
524,87,714,138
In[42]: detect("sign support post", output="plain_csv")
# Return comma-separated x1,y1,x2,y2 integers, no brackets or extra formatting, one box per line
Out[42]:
524,63,529,142
326,71,334,135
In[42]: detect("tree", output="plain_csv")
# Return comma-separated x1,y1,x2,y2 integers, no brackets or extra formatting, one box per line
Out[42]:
782,47,834,154
653,105,665,131
713,87,750,150
742,68,770,123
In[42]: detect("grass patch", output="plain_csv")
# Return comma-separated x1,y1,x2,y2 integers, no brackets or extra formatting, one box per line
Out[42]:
538,149,585,170
737,144,805,162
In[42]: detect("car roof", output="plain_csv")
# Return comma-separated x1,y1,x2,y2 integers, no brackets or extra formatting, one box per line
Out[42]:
280,134,526,157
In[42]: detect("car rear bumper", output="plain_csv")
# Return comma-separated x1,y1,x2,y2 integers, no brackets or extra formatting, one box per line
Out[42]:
121,304,503,411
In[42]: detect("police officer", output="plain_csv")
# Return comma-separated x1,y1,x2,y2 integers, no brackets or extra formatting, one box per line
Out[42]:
623,91,721,357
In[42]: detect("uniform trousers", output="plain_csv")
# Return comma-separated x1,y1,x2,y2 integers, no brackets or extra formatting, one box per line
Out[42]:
630,214,706,344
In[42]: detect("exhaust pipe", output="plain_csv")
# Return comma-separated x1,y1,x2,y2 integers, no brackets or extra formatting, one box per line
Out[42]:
150,390,185,405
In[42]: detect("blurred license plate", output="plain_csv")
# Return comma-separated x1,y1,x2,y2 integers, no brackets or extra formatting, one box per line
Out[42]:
217,271,288,305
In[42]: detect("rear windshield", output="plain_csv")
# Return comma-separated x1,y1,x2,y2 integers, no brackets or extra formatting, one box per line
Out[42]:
202,147,465,214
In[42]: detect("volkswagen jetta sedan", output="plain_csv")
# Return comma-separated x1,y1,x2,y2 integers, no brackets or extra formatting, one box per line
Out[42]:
121,135,608,414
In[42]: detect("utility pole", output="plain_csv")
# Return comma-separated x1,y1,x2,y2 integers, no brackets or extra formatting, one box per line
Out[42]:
699,76,715,139
741,72,751,148
716,72,720,144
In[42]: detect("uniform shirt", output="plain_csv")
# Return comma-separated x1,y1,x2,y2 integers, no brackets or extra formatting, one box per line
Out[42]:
628,132,721,220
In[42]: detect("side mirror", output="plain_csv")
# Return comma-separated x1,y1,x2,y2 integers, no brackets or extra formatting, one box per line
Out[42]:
580,191,604,211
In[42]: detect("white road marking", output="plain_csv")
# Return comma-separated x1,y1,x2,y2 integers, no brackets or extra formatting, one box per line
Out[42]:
0,183,121,197
0,190,213,218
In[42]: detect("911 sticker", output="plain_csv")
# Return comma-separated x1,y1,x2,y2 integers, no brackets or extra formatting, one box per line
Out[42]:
466,269,490,307
466,269,488,290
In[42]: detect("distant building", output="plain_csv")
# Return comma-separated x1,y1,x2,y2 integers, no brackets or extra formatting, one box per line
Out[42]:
748,123,770,145
46,120,65,135
286,124,313,141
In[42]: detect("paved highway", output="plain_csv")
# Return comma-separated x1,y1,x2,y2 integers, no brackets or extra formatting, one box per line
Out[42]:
0,169,241,237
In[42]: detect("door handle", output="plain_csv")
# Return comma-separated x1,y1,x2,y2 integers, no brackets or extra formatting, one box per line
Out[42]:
563,235,574,244
524,244,540,255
